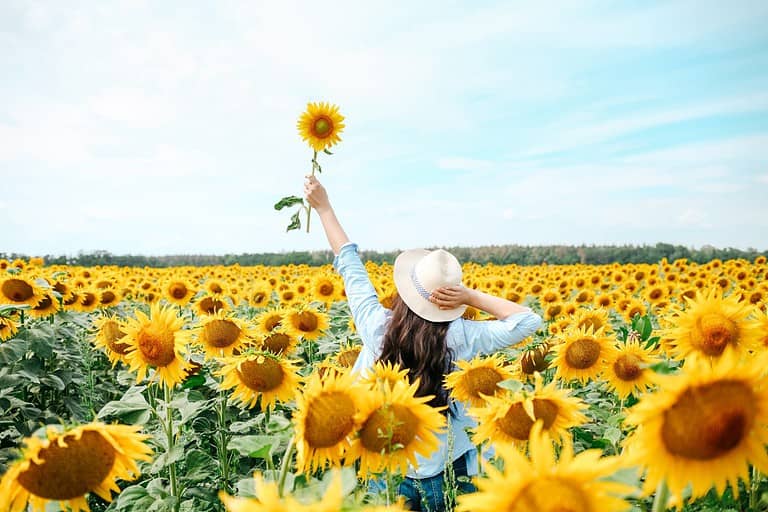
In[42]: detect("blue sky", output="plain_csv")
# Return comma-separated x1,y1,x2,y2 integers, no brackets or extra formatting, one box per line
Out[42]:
1,0,767,256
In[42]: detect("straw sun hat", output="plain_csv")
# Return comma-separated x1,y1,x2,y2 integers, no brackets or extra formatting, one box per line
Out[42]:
393,248,467,322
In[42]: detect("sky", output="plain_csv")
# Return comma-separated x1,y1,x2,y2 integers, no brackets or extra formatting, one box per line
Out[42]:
1,0,768,256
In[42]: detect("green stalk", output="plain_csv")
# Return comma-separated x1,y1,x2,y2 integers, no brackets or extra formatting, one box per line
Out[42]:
750,466,762,511
277,437,296,498
305,150,318,233
651,480,669,512
164,384,179,511
217,388,231,493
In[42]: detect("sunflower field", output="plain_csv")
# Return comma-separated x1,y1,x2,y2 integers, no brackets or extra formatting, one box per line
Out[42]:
1,255,767,512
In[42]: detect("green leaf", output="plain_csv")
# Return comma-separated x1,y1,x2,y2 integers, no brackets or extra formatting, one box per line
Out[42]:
603,426,622,445
228,434,277,459
97,387,151,425
184,449,216,483
180,374,205,389
286,210,302,232
149,444,185,474
640,316,653,340
496,378,523,392
274,196,304,211
323,148,333,155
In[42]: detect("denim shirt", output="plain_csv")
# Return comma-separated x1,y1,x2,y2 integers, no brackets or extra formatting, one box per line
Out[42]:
333,242,543,479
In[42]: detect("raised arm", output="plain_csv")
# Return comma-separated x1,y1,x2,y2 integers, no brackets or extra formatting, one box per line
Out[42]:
304,174,349,255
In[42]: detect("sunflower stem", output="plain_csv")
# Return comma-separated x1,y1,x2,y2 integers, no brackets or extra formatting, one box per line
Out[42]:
305,151,318,233
164,384,180,511
277,436,296,498
750,466,762,510
651,480,669,512
217,387,231,493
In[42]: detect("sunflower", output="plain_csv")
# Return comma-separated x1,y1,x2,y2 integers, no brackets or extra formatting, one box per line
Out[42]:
603,339,659,399
297,102,345,152
162,278,196,306
78,289,101,313
255,307,288,338
194,311,256,359
350,379,445,476
92,315,131,366
335,344,361,368
219,470,343,512
122,303,192,389
0,422,153,512
195,293,229,316
28,293,60,319
457,423,632,512
0,276,44,307
623,349,768,503
552,326,617,384
445,354,515,407
361,360,411,391
247,283,273,309
570,308,612,334
311,273,341,306
0,313,20,341
98,287,122,308
293,370,364,473
217,352,302,411
468,373,587,447
665,288,759,360
748,308,768,347
285,306,329,341
621,299,646,323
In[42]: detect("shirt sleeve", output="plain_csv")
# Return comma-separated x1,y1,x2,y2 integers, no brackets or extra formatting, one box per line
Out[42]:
459,310,543,357
333,242,387,349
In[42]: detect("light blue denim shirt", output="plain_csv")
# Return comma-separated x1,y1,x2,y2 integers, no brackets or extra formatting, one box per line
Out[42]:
333,242,543,479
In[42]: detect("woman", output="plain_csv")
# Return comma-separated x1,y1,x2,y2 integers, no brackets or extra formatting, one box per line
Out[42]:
304,175,542,511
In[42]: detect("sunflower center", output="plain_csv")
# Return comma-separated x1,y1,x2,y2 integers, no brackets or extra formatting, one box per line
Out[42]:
100,291,117,304
319,283,334,296
103,320,129,355
564,339,601,369
81,292,97,307
498,399,559,440
264,315,282,332
137,327,177,367
199,297,225,314
237,357,284,391
510,476,590,512
613,353,642,381
693,313,738,356
661,380,755,460
263,333,291,354
312,117,333,138
170,283,188,299
359,404,419,453
295,311,319,332
203,319,241,348
252,291,267,304
464,367,504,400
17,430,117,500
304,391,356,448
2,279,34,302
338,347,361,367
34,295,53,311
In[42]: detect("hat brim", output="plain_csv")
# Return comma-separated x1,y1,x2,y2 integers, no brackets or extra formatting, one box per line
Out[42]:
393,248,467,323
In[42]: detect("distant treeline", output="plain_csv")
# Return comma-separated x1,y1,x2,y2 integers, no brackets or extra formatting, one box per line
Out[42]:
3,243,767,268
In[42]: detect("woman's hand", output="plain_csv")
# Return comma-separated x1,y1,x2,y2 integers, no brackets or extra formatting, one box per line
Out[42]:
304,175,331,213
429,285,474,310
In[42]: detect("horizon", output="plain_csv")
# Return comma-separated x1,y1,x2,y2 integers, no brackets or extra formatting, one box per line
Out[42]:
2,1,768,255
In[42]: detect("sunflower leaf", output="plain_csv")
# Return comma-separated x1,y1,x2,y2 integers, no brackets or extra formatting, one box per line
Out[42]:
496,378,523,392
323,148,333,155
274,195,305,211
286,210,302,231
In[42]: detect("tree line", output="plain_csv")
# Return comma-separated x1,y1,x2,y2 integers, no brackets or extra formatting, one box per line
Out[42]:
3,243,767,268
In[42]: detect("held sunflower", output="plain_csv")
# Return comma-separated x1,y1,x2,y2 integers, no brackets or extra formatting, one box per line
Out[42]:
297,102,345,152
0,423,153,512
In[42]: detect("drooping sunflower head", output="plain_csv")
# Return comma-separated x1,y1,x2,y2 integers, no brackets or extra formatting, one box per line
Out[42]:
0,422,153,512
665,288,760,361
297,102,345,152
195,293,229,316
0,275,44,307
285,306,329,341
335,344,361,368
623,349,768,503
445,353,515,407
194,310,256,359
293,370,364,473
457,423,633,512
351,379,446,477
0,312,20,341
552,326,617,384
92,315,131,366
121,303,192,389
217,352,302,411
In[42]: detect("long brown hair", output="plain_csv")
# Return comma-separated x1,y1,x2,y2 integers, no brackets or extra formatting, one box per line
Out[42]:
378,294,453,411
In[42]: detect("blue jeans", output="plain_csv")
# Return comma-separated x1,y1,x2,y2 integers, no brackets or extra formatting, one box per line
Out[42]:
370,451,477,512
